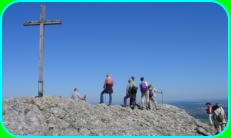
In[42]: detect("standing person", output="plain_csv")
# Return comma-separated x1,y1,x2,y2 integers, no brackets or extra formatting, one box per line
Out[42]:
139,77,150,110
124,79,132,106
148,84,162,110
131,76,136,87
212,103,227,134
71,88,86,101
129,76,138,109
205,102,213,125
100,74,114,105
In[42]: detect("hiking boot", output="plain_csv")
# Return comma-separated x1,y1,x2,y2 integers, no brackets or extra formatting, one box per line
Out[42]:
130,105,135,110
146,106,151,110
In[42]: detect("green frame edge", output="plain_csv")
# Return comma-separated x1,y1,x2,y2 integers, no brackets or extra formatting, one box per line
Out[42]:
0,0,230,137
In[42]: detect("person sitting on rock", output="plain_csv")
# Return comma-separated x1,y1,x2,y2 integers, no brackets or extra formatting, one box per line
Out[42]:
205,102,213,126
148,84,162,110
212,103,227,134
100,73,114,105
71,88,86,101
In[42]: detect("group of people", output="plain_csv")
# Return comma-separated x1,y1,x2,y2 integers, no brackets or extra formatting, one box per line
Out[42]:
99,74,163,110
205,102,227,134
71,74,227,134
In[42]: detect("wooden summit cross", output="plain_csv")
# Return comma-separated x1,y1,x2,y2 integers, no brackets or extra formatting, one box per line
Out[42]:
23,5,62,97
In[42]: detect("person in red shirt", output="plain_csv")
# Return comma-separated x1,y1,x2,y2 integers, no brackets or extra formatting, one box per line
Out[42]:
100,74,114,105
205,102,213,125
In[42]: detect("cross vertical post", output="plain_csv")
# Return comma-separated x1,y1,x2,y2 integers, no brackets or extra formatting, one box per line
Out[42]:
38,5,45,97
23,5,62,97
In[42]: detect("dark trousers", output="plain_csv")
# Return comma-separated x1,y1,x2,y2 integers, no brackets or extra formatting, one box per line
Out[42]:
130,98,136,107
124,94,129,106
100,91,112,105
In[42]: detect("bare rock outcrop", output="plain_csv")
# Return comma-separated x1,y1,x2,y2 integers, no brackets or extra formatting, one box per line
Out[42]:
2,96,214,136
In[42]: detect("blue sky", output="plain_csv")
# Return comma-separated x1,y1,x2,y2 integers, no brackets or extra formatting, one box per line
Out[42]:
2,2,228,104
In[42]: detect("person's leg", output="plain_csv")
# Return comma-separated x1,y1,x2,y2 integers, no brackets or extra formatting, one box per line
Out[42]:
109,93,112,105
214,121,219,134
131,98,135,109
100,91,105,103
145,92,150,109
209,114,213,125
221,123,226,132
149,97,152,109
141,93,145,109
218,124,222,133
124,95,129,106
134,96,137,107
150,96,155,109
130,98,133,107
152,96,158,110
129,98,133,106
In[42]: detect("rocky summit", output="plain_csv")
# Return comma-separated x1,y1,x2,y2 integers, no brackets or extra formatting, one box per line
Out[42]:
2,96,214,136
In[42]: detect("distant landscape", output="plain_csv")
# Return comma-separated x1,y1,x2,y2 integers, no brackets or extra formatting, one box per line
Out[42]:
89,98,228,123
167,99,228,123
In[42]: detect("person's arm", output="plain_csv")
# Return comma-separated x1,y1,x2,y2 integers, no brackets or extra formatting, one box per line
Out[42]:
111,79,114,86
103,78,107,88
71,94,75,100
153,88,162,94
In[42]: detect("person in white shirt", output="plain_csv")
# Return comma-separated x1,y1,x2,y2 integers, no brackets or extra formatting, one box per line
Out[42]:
139,77,150,110
148,84,162,110
71,88,86,101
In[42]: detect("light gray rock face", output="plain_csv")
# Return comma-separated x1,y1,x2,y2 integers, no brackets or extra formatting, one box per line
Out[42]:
2,96,214,136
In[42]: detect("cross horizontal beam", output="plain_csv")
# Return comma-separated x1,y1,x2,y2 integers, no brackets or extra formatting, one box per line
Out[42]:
23,20,62,26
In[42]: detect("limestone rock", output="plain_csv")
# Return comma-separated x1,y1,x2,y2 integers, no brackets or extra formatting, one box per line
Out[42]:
3,96,214,136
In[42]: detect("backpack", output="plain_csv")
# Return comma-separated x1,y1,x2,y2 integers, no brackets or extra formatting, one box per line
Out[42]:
214,107,225,122
217,113,224,122
149,89,153,97
140,82,148,93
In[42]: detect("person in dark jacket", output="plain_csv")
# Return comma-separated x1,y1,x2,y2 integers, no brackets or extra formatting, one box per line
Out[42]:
129,76,137,109
129,85,137,109
124,79,132,106
100,74,114,105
